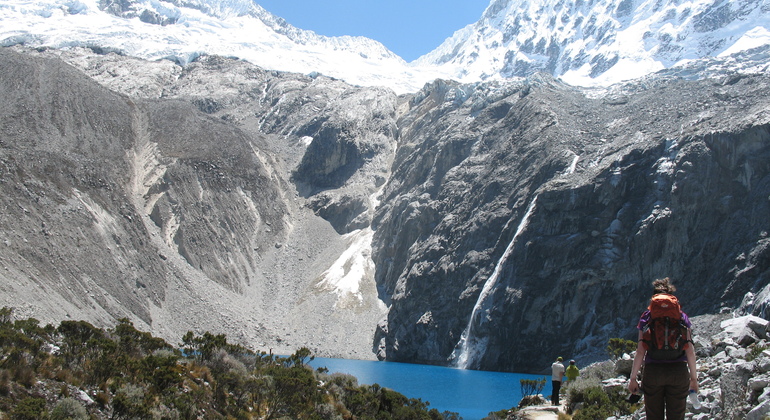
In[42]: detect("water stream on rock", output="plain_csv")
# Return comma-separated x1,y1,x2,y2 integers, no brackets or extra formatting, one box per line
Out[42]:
451,196,539,369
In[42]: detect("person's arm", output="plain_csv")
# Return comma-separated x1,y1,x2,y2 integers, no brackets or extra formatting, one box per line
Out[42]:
686,330,698,392
628,331,645,394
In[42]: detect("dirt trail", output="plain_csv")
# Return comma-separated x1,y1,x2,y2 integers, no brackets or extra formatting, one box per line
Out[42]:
517,401,565,419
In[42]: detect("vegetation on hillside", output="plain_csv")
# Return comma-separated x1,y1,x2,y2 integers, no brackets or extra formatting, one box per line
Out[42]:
0,307,455,419
563,342,640,420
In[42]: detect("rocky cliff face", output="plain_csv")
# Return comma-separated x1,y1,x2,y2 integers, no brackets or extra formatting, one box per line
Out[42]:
372,71,770,371
1,46,770,373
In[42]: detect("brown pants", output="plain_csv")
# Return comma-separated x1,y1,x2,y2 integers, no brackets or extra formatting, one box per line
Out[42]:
641,362,689,420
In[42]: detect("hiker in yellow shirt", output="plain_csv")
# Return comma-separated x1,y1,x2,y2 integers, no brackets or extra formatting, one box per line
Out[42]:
565,360,579,382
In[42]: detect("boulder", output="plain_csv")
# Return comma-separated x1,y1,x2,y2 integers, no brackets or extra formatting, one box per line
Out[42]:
614,358,633,377
728,346,749,360
747,317,770,340
757,356,770,374
721,316,765,347
748,375,770,391
746,400,770,420
602,377,627,391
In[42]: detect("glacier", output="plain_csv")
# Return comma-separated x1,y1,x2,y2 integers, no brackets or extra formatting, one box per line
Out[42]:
0,0,452,94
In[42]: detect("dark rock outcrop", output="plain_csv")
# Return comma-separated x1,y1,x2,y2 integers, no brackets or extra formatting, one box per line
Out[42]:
372,73,770,372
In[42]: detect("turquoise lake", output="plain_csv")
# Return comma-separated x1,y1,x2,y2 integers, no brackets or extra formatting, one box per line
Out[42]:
308,357,550,420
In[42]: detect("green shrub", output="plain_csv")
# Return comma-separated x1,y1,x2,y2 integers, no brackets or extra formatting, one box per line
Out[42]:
112,383,150,419
566,376,602,406
11,397,47,420
50,397,88,420
606,338,636,360
13,366,35,388
747,343,770,361
573,403,613,420
569,385,634,420
0,307,446,420
0,369,10,396
94,391,110,408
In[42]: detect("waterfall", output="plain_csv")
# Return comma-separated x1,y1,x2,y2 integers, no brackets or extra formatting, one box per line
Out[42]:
451,196,538,369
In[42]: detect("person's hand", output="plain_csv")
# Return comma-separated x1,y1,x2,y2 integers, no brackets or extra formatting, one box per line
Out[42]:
689,376,699,392
628,377,640,394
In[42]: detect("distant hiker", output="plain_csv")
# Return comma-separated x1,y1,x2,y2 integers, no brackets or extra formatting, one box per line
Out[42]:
551,356,565,405
627,277,698,420
565,359,579,382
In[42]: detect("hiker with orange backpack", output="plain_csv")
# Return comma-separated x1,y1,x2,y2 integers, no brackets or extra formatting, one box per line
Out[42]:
627,277,698,420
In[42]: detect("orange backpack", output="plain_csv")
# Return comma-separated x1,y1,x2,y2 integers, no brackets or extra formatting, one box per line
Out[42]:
641,294,691,360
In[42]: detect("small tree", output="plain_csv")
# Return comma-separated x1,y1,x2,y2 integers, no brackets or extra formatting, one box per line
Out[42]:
520,377,546,397
519,377,547,408
606,338,636,359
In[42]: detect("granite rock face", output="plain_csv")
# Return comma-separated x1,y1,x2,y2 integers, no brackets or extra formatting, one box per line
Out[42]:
372,73,770,371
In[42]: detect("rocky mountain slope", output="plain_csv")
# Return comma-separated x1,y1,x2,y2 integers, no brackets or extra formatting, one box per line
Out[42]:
2,44,770,374
0,46,393,360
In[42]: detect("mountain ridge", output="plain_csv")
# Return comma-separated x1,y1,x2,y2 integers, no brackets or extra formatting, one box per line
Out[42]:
0,0,437,93
417,0,770,86
2,0,769,93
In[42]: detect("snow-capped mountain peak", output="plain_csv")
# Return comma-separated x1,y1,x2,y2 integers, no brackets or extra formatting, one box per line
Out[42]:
0,0,450,93
1,0,769,93
417,0,770,86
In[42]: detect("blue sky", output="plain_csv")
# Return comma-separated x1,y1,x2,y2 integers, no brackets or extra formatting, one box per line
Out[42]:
255,0,490,62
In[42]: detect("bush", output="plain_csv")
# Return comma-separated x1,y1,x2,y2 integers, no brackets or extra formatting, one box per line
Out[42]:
569,385,634,420
11,397,47,420
578,360,615,382
747,343,770,361
13,366,36,388
606,338,636,359
520,377,546,397
0,369,10,396
112,384,150,419
94,391,110,408
50,397,88,420
0,307,446,420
